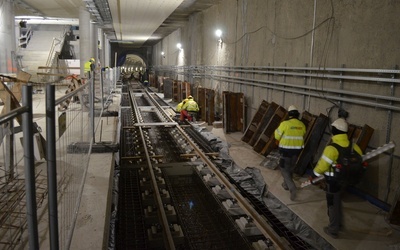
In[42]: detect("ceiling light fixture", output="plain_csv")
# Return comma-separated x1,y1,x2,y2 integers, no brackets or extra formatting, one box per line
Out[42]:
215,29,223,48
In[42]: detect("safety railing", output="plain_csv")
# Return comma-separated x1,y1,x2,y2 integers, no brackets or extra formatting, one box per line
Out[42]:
100,67,120,108
45,74,98,249
0,85,39,249
1,63,114,249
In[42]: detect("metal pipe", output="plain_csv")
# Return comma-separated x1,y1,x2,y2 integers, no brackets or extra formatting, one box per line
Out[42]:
54,83,87,106
208,74,400,111
46,84,60,250
22,84,39,249
0,106,28,124
90,76,95,143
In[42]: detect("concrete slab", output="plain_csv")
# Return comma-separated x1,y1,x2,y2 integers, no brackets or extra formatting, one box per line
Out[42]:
212,129,400,250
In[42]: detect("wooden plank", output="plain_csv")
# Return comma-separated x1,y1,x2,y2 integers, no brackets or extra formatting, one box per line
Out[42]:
206,89,215,125
163,78,173,99
222,91,245,133
197,88,206,121
353,124,374,153
172,80,179,102
294,113,329,176
253,106,286,155
300,111,317,142
242,100,270,143
248,102,279,146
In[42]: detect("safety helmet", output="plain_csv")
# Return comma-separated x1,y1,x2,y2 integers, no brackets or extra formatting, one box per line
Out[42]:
288,105,299,118
331,118,348,132
90,58,95,62
187,95,193,99
288,105,298,112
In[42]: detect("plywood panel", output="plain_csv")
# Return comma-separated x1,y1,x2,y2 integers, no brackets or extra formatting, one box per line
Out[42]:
223,91,244,133
197,88,207,121
206,89,215,125
294,113,329,176
352,124,374,153
242,100,269,143
253,106,287,155
163,78,173,99
172,80,180,102
248,102,279,146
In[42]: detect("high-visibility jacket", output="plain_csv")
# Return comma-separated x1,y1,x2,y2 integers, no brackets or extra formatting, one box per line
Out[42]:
181,99,199,112
176,99,188,112
84,61,91,73
313,133,363,177
274,118,306,150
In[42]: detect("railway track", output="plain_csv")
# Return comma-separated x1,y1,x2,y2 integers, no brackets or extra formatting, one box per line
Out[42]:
116,81,312,250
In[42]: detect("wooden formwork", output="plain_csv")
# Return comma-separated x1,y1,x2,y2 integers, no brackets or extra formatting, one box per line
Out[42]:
196,87,215,124
294,113,329,176
241,100,270,144
248,102,279,146
223,91,245,133
163,78,173,99
149,73,156,87
178,81,191,101
206,89,215,125
197,88,207,121
349,124,374,153
301,111,317,143
172,80,180,102
253,106,287,156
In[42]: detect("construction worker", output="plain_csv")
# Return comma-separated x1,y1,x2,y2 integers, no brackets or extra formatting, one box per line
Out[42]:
180,95,199,122
274,105,306,201
312,118,363,238
84,58,96,77
176,98,189,112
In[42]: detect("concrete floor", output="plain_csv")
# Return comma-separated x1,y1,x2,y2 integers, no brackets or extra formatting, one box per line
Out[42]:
24,87,400,250
212,129,400,250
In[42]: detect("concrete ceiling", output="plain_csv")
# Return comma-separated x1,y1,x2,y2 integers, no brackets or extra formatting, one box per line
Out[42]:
14,0,220,48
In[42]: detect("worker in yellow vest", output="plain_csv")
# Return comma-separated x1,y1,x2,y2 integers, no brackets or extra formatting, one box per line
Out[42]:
180,96,199,122
176,98,189,112
274,105,306,201
84,58,96,77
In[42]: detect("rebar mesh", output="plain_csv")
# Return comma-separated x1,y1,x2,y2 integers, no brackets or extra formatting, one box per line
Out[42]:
116,168,147,249
166,173,252,250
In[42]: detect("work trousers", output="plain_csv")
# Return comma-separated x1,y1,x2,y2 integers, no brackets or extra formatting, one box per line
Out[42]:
279,154,298,192
180,110,192,121
325,177,343,234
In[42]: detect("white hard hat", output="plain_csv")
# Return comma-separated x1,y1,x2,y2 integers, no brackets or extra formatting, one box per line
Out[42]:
331,118,348,132
288,105,298,112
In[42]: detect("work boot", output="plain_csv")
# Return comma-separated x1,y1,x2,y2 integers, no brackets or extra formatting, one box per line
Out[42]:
281,182,289,191
324,227,338,239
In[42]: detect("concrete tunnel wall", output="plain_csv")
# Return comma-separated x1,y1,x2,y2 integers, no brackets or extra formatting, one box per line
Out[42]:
152,0,400,205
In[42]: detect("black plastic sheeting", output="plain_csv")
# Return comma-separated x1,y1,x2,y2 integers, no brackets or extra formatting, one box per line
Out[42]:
193,124,333,250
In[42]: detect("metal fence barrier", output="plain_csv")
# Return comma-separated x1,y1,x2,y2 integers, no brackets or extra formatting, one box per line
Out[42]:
0,85,39,249
0,66,116,249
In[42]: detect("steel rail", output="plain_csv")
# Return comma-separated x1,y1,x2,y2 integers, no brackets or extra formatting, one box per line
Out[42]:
129,89,176,250
172,125,289,249
135,86,290,249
